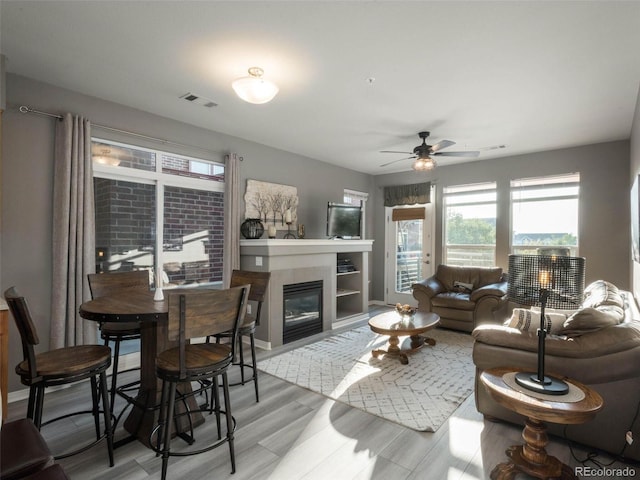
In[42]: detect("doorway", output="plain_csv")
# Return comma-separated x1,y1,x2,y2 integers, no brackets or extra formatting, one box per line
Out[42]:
385,202,435,305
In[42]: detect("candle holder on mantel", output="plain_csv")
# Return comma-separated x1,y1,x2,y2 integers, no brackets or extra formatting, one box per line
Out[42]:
283,221,296,239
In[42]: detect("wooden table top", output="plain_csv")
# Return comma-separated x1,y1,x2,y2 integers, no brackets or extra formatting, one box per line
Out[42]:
79,287,217,323
79,290,168,322
480,367,604,425
368,310,440,336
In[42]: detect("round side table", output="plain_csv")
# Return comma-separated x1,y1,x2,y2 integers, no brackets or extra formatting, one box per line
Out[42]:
480,367,603,480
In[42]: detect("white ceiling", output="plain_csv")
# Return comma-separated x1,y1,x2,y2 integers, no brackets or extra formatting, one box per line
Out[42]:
2,1,640,174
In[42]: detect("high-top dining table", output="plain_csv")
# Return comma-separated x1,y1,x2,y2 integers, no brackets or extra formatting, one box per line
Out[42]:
79,289,204,447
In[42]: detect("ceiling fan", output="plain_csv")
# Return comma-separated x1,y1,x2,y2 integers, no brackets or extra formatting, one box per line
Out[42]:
380,131,480,171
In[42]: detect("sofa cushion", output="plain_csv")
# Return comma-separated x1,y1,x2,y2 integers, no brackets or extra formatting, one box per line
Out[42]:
430,292,475,310
508,308,567,334
435,265,502,291
561,306,624,337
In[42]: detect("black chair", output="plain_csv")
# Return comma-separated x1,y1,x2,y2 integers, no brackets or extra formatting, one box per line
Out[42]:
154,286,250,480
0,417,54,480
212,270,270,402
87,270,149,413
4,287,114,466
0,416,70,480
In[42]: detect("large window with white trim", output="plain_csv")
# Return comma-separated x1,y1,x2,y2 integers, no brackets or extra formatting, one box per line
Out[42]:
511,173,579,256
443,182,497,266
92,139,225,288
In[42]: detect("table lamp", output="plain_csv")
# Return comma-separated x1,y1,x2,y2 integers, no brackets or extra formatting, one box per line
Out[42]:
507,254,585,395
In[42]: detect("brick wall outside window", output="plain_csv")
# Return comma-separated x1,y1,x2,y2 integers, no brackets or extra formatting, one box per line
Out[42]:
94,179,224,285
163,186,224,284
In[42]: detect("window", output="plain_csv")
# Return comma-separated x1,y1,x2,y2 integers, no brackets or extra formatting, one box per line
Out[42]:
443,182,497,266
511,173,579,256
92,139,225,289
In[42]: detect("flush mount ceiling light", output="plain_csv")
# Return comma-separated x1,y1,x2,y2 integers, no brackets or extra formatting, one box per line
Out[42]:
412,154,436,171
232,67,279,104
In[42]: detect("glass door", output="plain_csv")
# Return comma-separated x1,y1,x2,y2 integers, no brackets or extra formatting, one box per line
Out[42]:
385,203,435,306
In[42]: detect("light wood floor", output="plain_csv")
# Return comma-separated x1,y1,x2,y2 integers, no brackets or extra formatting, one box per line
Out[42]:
5,314,637,479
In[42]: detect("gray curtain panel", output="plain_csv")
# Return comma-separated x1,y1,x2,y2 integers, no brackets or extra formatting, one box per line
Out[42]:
223,153,241,287
51,113,96,348
383,182,431,207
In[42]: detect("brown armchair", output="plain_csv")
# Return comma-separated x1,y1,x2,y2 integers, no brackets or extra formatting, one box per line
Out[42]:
411,264,508,332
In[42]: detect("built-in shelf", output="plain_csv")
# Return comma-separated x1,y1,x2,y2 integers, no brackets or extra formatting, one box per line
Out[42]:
336,251,367,321
336,288,360,297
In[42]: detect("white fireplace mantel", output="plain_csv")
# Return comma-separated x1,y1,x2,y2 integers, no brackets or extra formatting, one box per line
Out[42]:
239,239,374,255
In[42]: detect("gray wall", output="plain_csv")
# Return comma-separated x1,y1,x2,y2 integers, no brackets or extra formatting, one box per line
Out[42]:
1,74,373,393
1,72,635,395
371,141,631,301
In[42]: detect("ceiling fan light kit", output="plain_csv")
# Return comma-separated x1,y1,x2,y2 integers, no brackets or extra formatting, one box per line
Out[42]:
412,156,435,171
380,131,481,171
232,67,279,104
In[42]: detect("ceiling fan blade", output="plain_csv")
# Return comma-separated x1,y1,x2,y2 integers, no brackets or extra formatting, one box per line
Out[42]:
379,156,415,167
380,150,413,154
430,140,455,152
432,151,480,158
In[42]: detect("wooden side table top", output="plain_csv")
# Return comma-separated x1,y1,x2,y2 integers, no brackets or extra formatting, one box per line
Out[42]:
368,310,440,336
480,367,603,425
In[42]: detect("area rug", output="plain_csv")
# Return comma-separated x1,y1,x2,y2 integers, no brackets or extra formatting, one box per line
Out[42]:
257,326,475,432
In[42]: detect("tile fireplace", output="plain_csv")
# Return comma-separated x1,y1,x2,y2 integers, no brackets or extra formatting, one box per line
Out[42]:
239,239,373,348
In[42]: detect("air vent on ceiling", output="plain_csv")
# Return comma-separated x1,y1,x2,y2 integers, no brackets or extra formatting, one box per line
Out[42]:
180,92,218,108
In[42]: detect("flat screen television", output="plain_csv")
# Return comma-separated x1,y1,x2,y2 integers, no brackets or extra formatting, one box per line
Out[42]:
326,202,362,239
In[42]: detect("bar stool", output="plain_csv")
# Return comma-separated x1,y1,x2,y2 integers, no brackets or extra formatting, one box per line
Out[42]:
212,270,270,402
4,287,114,467
153,286,249,480
87,270,149,413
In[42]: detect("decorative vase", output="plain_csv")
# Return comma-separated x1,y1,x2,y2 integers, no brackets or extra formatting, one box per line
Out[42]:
297,224,305,239
240,218,265,239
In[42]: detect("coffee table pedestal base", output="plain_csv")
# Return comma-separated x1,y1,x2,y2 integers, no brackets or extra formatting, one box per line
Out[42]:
371,335,436,365
490,418,576,480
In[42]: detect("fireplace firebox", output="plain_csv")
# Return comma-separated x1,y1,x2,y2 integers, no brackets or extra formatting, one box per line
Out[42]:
282,280,323,344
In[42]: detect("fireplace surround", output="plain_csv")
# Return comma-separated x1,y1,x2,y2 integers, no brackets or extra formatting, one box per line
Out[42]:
239,239,373,348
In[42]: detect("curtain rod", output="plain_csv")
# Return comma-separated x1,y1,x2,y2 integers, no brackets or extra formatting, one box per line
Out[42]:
18,105,226,158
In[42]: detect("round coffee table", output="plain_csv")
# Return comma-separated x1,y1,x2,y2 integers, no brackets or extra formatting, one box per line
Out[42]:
368,310,440,364
480,367,604,480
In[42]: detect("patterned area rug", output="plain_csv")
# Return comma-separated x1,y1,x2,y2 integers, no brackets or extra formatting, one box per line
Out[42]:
257,326,475,432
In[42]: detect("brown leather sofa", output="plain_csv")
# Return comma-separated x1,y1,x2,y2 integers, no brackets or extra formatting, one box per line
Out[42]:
411,265,508,332
472,281,640,461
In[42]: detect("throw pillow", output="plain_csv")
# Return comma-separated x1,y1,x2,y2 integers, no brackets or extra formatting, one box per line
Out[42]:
561,306,624,337
582,280,624,309
452,281,473,294
508,308,567,334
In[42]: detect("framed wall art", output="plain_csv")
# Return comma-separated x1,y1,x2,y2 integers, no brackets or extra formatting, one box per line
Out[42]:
244,179,298,230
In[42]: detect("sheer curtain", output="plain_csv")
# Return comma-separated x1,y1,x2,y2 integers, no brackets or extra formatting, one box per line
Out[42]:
50,113,96,348
223,153,241,287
